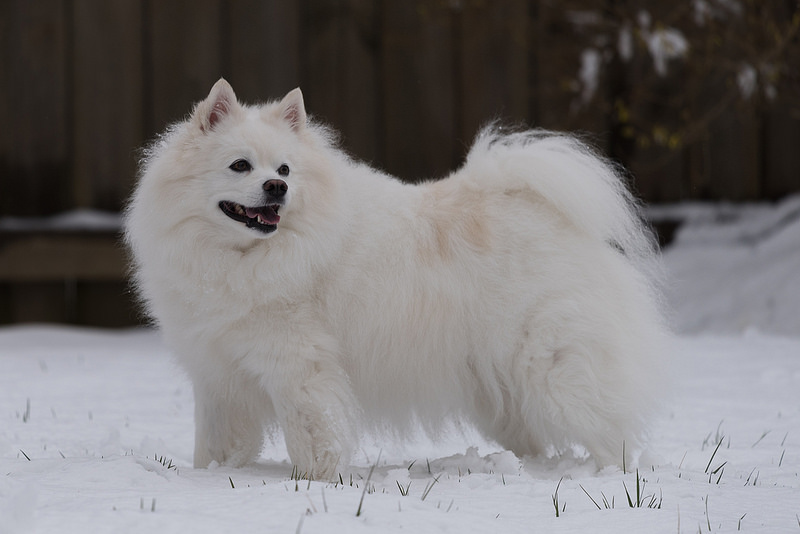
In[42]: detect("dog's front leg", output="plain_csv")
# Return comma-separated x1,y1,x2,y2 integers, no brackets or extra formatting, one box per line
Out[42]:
192,377,272,469
267,356,357,481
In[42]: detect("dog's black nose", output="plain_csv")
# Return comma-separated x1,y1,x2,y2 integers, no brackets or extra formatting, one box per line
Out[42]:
263,179,288,198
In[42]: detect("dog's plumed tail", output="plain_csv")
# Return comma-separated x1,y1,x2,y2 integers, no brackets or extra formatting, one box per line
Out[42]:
465,127,658,265
459,127,668,467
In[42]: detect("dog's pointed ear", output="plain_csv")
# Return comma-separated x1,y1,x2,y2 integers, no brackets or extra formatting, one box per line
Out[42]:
194,78,239,132
278,88,306,132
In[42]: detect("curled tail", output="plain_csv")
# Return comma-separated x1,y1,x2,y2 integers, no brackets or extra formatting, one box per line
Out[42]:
463,127,669,463
464,126,658,265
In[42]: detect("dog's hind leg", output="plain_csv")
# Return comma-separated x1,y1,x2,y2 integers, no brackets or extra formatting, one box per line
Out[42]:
517,343,648,469
469,364,549,460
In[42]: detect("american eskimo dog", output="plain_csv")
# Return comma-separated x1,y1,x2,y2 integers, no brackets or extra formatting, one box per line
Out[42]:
125,79,667,479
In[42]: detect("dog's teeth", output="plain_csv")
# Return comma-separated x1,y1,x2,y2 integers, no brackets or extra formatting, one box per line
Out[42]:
235,205,245,215
257,214,266,224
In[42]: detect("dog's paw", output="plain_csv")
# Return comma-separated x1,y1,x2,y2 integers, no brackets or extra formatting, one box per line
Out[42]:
283,422,350,481
219,447,257,468
194,431,264,469
310,448,343,481
287,440,345,481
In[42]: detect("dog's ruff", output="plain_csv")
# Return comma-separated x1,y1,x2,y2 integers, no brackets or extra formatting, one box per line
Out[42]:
125,79,668,480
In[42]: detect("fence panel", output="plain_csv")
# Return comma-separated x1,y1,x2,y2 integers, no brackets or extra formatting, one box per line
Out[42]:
73,0,143,210
303,0,381,165
1,0,799,326
148,0,224,133
227,0,301,103
764,98,800,199
0,0,71,216
382,0,457,182
460,0,529,141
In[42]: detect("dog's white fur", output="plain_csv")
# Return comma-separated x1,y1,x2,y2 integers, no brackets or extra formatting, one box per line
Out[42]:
125,79,667,479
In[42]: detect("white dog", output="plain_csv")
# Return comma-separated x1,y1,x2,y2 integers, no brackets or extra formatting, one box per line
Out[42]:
125,79,667,479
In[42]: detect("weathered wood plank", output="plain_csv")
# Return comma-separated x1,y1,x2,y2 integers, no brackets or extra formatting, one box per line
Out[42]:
382,0,457,182
706,109,761,200
303,0,380,164
0,234,126,282
0,283,71,324
0,0,70,216
72,0,144,212
147,0,223,132
76,281,141,327
626,145,686,202
764,101,800,199
460,0,529,139
0,281,139,326
227,0,301,103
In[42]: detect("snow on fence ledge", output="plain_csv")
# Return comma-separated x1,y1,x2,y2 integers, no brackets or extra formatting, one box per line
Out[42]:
0,211,137,327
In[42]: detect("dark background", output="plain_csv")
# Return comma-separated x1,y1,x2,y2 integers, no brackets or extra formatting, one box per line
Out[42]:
1,0,799,326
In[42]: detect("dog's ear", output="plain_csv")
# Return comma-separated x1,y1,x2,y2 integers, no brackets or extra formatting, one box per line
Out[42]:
278,88,307,132
194,78,239,133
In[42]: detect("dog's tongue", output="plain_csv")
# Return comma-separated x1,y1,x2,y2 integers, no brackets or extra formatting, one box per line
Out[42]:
245,206,280,225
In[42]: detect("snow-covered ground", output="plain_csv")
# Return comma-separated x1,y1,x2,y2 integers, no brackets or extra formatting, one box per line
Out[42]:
654,194,800,337
2,197,799,533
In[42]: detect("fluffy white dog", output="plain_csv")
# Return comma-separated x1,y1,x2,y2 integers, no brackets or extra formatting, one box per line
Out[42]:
125,79,667,479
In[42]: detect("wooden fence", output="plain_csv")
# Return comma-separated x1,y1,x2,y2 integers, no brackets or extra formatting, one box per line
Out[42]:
1,0,799,325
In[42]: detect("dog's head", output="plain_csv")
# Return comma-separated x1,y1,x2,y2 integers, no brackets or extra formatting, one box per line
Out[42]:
132,79,341,261
183,79,311,241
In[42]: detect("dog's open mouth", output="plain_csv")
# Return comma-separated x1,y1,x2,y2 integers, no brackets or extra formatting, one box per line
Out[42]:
219,201,281,233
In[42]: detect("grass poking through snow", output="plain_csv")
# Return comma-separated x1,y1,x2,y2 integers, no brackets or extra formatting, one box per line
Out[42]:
579,470,661,511
622,470,662,509
356,451,381,517
154,454,177,470
396,480,411,496
420,474,441,502
552,477,564,517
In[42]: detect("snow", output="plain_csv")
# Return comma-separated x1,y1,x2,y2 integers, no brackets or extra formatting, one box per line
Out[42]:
617,24,634,62
578,49,602,104
644,28,689,77
654,194,800,336
692,0,713,25
692,0,742,26
3,198,800,533
634,10,689,77
737,64,758,100
0,211,122,233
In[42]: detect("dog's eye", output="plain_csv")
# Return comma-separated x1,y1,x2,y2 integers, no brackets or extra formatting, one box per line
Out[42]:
277,164,290,177
229,159,252,173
